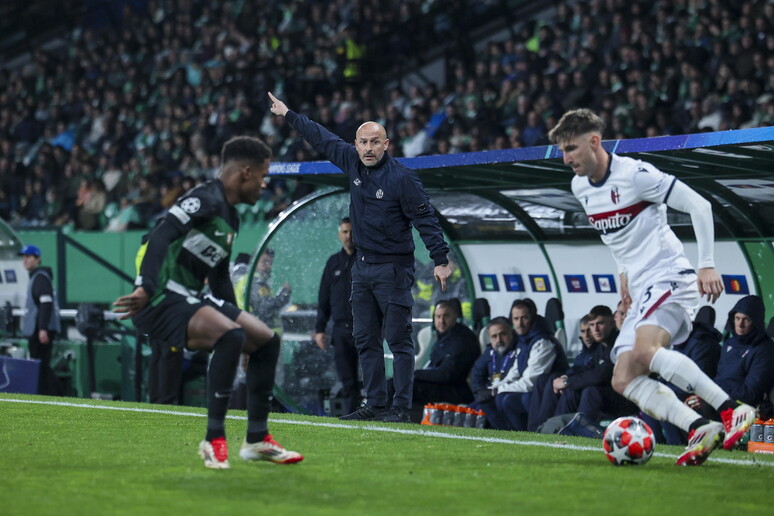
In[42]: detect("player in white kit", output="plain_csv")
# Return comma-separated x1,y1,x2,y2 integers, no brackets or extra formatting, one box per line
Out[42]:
549,109,755,466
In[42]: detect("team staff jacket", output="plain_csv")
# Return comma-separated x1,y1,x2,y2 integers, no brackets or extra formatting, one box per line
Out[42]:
715,296,774,407
469,345,517,394
495,316,567,394
414,323,480,386
285,110,449,266
564,338,614,391
315,248,356,333
135,180,239,306
670,321,722,396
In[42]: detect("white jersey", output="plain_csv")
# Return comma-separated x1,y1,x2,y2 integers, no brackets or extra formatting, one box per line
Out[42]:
571,154,694,296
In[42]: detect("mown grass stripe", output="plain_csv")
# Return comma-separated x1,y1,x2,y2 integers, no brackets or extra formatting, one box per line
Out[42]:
2,397,772,467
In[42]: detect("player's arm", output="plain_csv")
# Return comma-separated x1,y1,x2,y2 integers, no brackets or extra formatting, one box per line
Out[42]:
114,210,189,317
314,258,334,350
663,180,723,303
32,274,54,343
114,219,183,317
208,258,237,306
136,218,185,298
268,92,358,172
399,173,451,290
634,167,723,303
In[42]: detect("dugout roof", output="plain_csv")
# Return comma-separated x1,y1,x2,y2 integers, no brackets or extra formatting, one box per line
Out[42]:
270,126,774,242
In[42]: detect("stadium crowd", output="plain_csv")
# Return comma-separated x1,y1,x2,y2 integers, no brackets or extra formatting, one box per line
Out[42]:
1,0,773,231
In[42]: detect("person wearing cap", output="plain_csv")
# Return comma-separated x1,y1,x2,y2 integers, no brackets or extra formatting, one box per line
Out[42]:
20,244,62,396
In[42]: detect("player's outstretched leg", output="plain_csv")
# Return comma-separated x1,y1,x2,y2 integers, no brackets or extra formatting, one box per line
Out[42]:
621,375,724,466
240,332,303,464
649,347,756,450
676,420,725,466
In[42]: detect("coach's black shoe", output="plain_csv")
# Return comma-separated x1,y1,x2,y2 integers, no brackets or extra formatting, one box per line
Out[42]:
339,405,387,421
383,406,411,423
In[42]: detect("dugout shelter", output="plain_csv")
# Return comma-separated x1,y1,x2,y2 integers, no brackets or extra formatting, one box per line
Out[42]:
251,126,774,414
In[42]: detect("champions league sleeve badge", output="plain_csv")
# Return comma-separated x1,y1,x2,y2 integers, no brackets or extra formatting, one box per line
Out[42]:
181,197,201,214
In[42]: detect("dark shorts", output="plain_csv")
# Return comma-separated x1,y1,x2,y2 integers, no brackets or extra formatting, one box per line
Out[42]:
133,291,241,350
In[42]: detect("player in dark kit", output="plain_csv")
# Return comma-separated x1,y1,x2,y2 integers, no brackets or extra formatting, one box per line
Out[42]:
114,136,302,469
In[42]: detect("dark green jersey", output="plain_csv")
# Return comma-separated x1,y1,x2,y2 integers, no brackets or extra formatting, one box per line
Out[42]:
136,180,240,305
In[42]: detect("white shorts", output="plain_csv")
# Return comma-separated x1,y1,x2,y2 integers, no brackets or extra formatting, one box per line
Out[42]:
611,274,699,363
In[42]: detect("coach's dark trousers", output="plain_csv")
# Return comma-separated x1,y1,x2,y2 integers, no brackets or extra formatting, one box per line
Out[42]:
351,260,415,409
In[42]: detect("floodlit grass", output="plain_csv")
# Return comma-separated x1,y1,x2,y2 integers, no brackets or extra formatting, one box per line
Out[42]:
2,393,773,516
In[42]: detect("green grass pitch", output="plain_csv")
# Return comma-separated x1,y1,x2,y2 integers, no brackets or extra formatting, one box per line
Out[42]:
2,393,773,515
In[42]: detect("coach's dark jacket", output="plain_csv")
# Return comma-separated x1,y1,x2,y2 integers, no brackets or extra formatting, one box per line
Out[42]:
285,110,449,266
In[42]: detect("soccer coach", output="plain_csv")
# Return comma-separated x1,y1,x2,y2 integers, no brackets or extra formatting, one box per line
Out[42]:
268,92,451,423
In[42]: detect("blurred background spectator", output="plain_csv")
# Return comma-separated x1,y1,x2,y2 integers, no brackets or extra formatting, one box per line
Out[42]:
1,0,772,230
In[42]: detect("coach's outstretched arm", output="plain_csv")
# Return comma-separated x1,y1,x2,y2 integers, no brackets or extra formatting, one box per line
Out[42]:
268,92,359,173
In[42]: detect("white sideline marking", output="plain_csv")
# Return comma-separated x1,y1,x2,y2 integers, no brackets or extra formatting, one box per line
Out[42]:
2,397,772,467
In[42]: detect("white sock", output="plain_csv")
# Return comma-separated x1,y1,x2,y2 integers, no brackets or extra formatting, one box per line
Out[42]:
649,347,729,410
623,375,699,432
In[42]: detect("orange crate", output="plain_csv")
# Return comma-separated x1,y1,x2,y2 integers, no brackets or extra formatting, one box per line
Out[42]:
747,441,774,454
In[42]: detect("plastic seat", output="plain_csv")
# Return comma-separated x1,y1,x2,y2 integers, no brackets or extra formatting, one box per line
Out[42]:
415,326,435,368
479,326,490,354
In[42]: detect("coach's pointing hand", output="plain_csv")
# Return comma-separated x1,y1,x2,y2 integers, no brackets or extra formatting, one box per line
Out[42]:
268,92,288,117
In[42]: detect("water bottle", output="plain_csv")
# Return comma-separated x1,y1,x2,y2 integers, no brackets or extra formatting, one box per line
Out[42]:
453,408,466,427
764,419,774,444
749,418,765,443
442,404,456,426
421,404,438,426
475,409,486,429
429,404,443,425
464,408,477,428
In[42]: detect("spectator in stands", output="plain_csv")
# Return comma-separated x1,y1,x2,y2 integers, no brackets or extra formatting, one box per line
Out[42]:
408,300,480,420
684,295,774,421
4,0,774,231
76,179,107,230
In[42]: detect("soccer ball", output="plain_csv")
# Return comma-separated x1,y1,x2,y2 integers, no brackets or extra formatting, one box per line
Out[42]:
603,416,655,466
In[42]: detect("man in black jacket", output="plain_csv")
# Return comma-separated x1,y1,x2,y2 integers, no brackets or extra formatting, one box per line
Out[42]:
409,300,480,419
269,92,451,423
20,244,62,396
314,217,360,414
